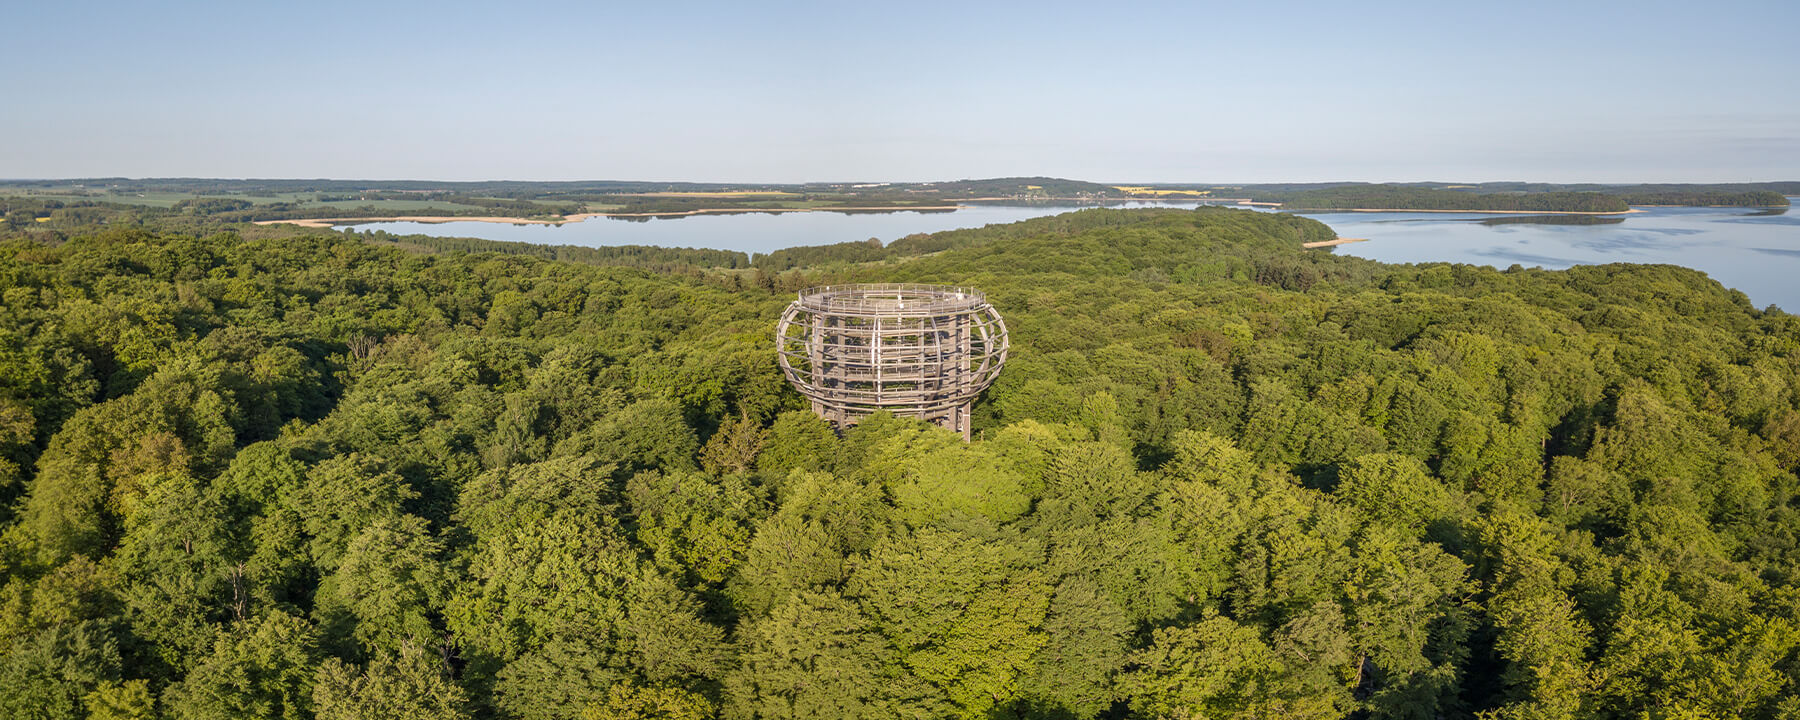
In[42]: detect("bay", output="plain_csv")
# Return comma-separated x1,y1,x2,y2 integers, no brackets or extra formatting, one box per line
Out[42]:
341,199,1800,312
341,201,1203,257
1308,202,1800,311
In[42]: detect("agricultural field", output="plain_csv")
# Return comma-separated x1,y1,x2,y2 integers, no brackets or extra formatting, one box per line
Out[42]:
298,198,498,212
1113,185,1214,197
629,190,800,198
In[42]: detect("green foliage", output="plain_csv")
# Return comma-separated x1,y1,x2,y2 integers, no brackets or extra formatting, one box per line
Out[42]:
627,471,761,588
314,514,449,653
1616,190,1789,207
1223,181,1792,211
1120,612,1322,717
1273,185,1630,212
113,470,235,673
491,639,621,720
162,611,319,720
1335,453,1468,543
848,527,1051,718
1015,575,1132,717
84,679,155,720
1,207,1798,718
725,590,890,719
726,470,890,616
289,453,418,572
0,620,120,720
583,680,713,720
753,410,836,476
313,644,470,720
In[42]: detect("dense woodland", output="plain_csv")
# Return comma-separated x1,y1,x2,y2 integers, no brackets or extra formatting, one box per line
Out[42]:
3,208,1800,719
1417,182,1800,199
1613,191,1791,207
1268,187,1632,213
1206,183,1796,209
1243,186,1787,212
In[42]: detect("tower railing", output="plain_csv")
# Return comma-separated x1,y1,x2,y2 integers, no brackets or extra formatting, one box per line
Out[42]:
776,283,1008,440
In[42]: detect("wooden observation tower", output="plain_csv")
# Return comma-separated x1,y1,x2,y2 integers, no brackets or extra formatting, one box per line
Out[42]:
776,283,1008,440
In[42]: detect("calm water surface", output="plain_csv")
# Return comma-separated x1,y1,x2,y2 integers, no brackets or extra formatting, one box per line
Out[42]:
345,202,1199,256
345,199,1800,311
1310,202,1800,311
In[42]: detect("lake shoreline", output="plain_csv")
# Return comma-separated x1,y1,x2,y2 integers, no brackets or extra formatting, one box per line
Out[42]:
250,198,1267,229
1288,207,1643,215
252,202,1666,230
1303,237,1370,248
253,205,975,228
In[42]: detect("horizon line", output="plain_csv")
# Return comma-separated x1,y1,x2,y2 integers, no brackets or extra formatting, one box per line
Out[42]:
4,176,1797,186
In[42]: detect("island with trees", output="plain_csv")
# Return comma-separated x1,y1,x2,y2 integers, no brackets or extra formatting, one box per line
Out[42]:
2,205,1799,718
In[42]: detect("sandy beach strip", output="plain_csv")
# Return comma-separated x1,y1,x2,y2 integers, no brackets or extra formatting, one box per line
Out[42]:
1303,238,1369,248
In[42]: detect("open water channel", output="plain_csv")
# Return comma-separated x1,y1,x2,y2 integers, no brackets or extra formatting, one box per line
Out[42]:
343,199,1800,311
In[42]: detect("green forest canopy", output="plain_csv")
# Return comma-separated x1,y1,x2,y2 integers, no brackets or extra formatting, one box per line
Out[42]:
1237,185,1788,212
1271,186,1633,213
2,207,1800,718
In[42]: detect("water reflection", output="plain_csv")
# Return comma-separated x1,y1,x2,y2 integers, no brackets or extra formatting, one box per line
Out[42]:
1472,215,1624,226
1565,232,1701,254
1469,248,1586,266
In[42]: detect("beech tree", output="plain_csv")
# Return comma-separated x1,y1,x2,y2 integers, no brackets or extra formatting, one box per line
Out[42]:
313,644,470,720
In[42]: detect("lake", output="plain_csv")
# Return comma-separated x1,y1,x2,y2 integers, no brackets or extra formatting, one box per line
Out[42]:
342,199,1800,311
1311,203,1800,311
343,201,1205,256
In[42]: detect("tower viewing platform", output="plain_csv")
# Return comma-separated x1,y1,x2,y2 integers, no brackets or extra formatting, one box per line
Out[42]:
775,283,1008,440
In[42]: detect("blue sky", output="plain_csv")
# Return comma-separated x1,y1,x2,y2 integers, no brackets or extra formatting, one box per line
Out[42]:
6,0,1796,182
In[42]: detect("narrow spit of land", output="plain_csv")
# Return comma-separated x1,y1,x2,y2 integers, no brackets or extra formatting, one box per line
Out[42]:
1302,237,1369,248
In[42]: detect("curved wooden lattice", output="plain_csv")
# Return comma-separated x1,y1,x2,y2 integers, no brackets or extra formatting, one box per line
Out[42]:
776,283,1008,440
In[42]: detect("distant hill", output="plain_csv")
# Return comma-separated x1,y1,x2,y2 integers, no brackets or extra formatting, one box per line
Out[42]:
0,178,1788,230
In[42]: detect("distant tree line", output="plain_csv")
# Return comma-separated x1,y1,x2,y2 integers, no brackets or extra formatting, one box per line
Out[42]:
1212,181,1794,208
750,238,887,271
1266,185,1631,212
1616,190,1789,206
351,228,752,269
171,198,254,214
